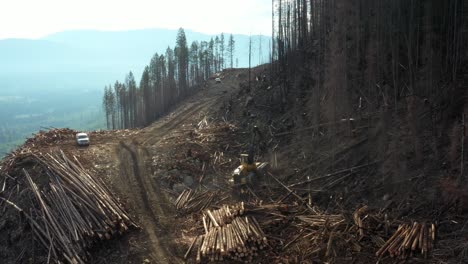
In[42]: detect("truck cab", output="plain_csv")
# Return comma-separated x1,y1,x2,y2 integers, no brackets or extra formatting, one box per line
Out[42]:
76,132,90,146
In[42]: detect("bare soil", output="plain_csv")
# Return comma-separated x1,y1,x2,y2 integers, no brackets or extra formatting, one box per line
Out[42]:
75,69,247,263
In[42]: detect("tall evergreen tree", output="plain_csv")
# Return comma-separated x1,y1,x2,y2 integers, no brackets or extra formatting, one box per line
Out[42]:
149,53,159,120
209,38,215,75
189,41,200,86
125,72,137,128
140,66,151,125
175,28,189,97
220,33,225,70
118,82,128,129
107,85,116,129
228,34,235,68
113,81,121,129
199,41,209,80
103,86,110,129
214,36,220,72
159,54,167,115
166,47,176,103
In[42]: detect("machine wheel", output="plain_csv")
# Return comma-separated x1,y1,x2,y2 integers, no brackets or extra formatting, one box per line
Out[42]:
247,172,258,187
233,173,241,185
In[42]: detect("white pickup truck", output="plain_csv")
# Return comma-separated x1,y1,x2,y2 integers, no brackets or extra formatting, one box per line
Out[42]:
76,132,90,146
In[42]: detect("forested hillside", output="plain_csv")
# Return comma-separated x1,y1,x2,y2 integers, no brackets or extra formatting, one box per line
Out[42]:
102,28,243,129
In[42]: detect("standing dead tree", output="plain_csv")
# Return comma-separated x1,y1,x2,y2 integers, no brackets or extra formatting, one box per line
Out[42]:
270,0,467,198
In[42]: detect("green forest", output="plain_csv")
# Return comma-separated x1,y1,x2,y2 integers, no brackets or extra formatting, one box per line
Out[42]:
102,29,238,129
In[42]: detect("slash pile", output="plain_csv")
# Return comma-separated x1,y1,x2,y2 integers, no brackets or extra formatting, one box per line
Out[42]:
174,189,218,214
186,203,268,262
24,128,76,147
376,222,436,259
1,150,138,263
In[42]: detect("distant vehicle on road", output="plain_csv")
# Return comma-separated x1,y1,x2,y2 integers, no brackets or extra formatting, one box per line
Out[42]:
215,77,222,83
76,132,90,146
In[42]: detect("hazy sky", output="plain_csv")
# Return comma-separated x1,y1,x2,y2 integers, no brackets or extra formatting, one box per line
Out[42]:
0,0,271,39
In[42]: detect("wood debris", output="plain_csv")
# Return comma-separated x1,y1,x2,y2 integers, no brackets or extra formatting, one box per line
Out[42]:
376,222,436,259
297,213,346,228
174,189,218,214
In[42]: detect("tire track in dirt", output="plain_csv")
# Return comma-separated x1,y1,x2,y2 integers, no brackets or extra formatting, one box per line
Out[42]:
141,97,218,146
118,141,178,263
120,142,159,223
111,70,244,263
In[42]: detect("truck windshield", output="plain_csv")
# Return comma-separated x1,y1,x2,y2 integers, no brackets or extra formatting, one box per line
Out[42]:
78,135,88,139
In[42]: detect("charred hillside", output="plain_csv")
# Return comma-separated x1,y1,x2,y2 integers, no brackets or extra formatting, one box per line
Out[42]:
225,1,467,261
247,0,468,205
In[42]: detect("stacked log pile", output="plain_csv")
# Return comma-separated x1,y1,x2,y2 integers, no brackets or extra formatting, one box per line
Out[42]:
186,203,268,262
1,150,137,263
376,222,436,259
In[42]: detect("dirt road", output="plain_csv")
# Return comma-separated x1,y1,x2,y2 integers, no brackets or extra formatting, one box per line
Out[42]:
85,70,245,263
117,141,175,263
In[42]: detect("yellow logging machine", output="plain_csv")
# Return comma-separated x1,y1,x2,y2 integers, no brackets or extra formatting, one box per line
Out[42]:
231,126,268,187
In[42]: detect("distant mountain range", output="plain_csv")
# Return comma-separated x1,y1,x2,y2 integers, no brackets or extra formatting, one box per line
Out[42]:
0,28,271,95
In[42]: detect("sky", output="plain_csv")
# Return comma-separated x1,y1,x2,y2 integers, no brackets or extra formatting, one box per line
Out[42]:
0,0,272,40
